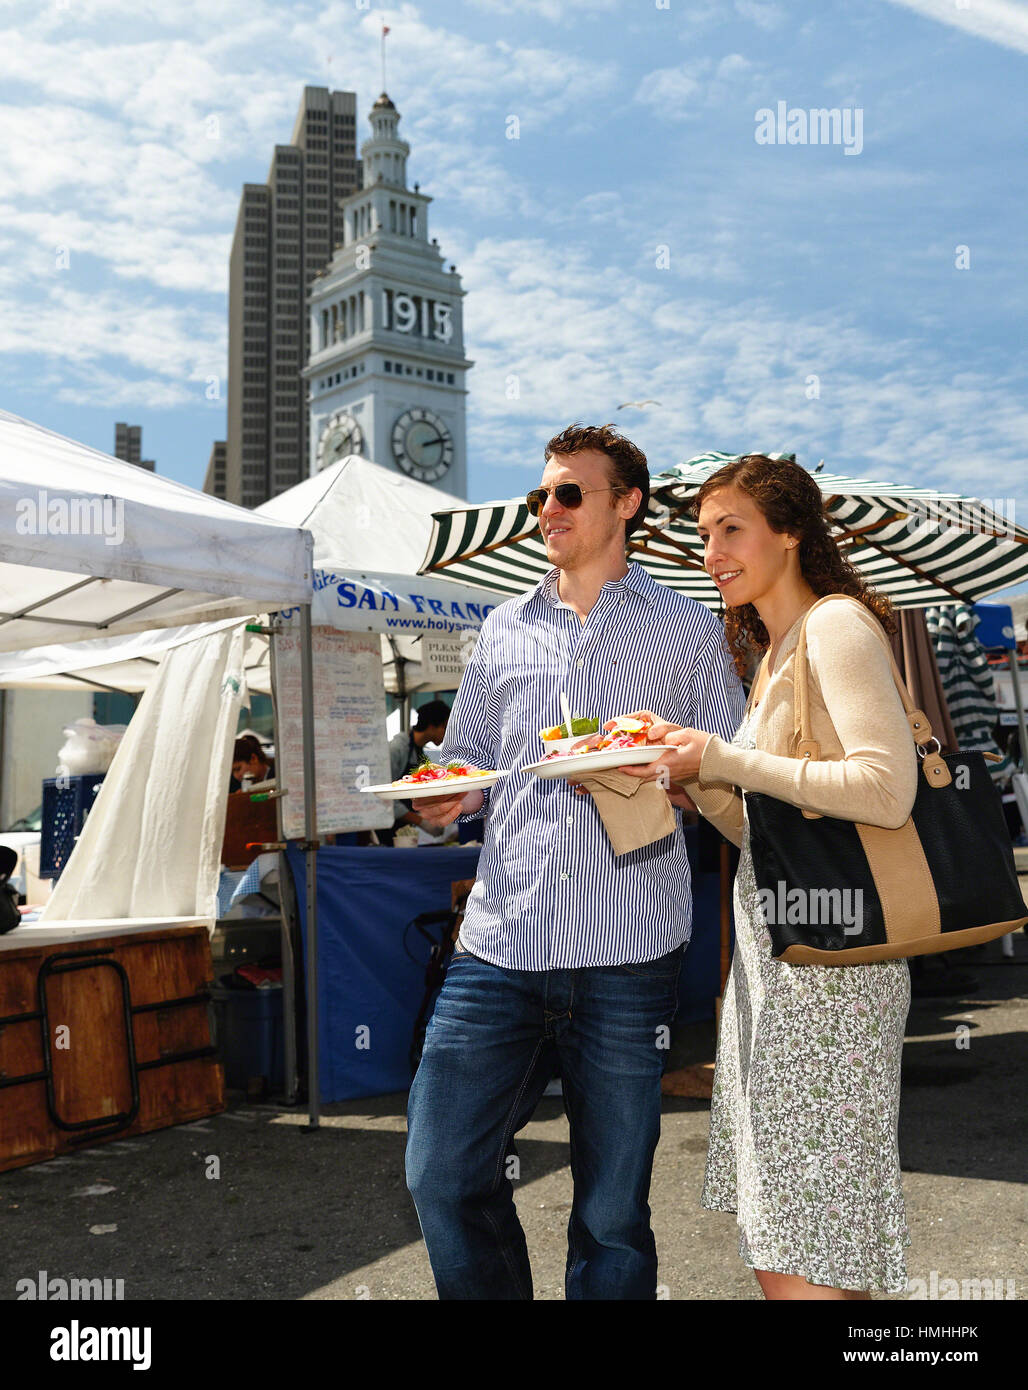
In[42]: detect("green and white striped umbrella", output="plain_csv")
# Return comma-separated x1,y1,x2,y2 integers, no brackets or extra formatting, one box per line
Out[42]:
421,452,1028,610
925,604,1016,781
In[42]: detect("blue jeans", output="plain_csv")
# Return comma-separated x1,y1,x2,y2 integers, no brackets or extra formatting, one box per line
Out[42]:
405,940,683,1300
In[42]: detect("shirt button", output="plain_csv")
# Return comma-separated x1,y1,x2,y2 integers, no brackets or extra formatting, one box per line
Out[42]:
566,815,574,826
560,871,571,880
576,659,584,669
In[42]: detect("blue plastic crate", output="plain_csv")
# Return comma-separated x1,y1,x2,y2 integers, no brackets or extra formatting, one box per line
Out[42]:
39,775,106,879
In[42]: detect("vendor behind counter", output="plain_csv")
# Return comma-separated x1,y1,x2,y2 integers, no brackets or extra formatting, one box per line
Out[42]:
230,734,275,793
378,699,450,846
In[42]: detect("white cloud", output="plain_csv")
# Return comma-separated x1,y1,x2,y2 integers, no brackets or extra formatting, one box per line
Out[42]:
717,54,753,77
734,0,786,30
415,138,552,226
635,61,705,113
441,234,1028,511
0,0,620,411
0,0,1020,518
0,103,235,289
0,282,225,408
464,0,619,21
576,191,632,230
289,7,621,134
883,0,1028,54
635,54,756,120
0,29,295,160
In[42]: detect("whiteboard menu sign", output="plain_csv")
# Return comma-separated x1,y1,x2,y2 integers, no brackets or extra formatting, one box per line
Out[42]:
274,626,393,836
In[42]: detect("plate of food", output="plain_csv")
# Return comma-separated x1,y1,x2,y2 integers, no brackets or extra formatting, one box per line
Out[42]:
537,714,601,756
360,760,509,801
525,715,674,780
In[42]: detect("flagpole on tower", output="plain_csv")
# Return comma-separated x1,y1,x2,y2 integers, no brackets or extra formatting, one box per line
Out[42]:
381,21,390,91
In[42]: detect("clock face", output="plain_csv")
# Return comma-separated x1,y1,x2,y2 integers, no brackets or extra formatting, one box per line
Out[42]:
316,411,363,471
392,407,453,483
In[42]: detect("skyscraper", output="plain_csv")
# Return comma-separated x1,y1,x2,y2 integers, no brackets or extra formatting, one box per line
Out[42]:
219,86,361,507
114,422,155,471
203,440,227,499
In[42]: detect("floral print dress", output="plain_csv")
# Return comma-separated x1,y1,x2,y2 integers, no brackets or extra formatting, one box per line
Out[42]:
700,706,912,1292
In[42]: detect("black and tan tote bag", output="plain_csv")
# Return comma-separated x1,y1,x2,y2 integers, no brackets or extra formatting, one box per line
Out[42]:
745,594,1028,964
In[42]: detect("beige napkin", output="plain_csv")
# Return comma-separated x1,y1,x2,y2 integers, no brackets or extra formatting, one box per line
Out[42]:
578,769,677,855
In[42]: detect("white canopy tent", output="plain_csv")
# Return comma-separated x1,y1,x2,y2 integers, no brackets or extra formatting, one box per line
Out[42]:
0,619,258,693
258,453,458,568
0,455,507,697
1,445,506,1125
256,455,507,704
0,410,312,646
0,409,322,1119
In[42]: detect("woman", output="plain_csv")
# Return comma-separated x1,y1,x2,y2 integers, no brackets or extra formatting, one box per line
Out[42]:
619,454,917,1300
231,734,274,789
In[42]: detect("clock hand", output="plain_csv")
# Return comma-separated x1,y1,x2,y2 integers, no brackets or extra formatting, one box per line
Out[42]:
418,434,446,447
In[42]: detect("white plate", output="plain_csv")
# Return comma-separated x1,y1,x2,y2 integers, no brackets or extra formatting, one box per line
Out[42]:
360,770,509,801
539,733,593,756
524,746,676,780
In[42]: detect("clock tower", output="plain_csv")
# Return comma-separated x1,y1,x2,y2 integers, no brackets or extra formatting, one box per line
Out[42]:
304,93,472,494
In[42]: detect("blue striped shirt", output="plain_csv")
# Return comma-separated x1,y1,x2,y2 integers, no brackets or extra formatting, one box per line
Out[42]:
439,562,745,970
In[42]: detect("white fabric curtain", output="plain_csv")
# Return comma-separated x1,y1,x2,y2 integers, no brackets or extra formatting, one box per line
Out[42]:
41,624,247,924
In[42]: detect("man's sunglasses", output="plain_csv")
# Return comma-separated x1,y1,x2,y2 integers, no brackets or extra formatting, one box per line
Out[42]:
525,483,621,517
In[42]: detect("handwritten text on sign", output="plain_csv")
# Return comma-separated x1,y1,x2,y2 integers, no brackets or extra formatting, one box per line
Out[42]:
274,627,392,836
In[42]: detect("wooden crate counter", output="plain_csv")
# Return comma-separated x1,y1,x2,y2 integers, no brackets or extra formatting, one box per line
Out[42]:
0,920,224,1172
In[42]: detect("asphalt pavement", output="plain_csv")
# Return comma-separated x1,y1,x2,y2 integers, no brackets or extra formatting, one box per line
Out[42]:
2,930,1024,1302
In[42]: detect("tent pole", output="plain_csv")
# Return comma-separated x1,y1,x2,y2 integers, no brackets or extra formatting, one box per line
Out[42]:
1007,650,1028,773
300,602,320,1128
267,626,298,1106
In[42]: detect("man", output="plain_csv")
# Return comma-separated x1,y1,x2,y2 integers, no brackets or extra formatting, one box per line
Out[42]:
406,422,744,1300
379,699,450,845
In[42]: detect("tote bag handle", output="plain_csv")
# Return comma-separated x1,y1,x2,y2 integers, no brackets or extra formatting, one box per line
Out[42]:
790,594,937,760
787,595,955,817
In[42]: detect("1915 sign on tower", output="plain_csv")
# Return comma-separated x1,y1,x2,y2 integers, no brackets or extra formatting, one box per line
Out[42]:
304,91,473,496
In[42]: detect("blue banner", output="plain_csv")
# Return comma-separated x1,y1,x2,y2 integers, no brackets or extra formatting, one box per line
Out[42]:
288,845,482,1100
286,832,728,1102
280,568,507,637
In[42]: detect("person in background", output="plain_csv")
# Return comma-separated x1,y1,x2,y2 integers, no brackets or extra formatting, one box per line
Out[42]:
231,735,274,791
379,699,451,845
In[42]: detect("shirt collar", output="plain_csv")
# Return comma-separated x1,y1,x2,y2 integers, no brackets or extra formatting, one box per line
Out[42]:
528,561,659,611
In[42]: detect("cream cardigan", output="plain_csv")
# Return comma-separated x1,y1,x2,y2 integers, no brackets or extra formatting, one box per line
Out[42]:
682,596,919,848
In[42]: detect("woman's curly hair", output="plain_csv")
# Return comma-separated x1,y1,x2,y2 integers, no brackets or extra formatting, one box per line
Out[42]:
690,455,896,678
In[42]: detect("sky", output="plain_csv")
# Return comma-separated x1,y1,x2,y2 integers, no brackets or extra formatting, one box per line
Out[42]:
0,0,1025,591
